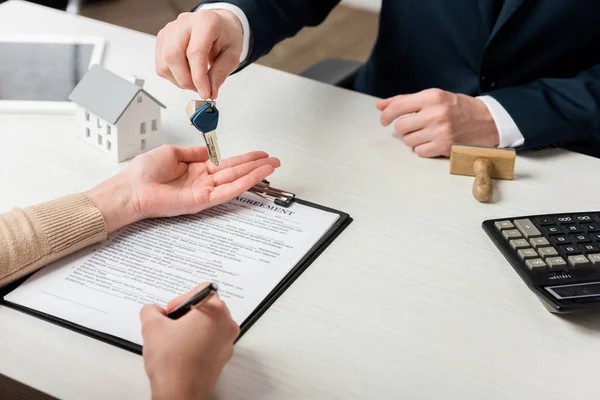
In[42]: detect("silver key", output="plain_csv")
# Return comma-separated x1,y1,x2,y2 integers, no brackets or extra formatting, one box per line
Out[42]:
203,130,222,166
514,219,542,238
186,99,223,166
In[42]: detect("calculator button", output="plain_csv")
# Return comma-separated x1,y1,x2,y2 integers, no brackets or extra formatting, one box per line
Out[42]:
538,247,559,258
568,255,590,268
514,219,542,238
552,236,571,245
495,220,514,231
591,233,600,241
576,215,594,222
588,254,600,264
543,226,562,236
547,256,567,270
583,223,600,233
564,225,582,234
502,229,522,240
574,234,591,243
530,237,550,248
536,217,555,226
518,248,538,260
510,239,530,250
560,245,580,255
581,243,600,253
526,258,547,271
555,215,574,224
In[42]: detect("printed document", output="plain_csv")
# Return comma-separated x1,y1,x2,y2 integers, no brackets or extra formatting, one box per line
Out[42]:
5,193,340,345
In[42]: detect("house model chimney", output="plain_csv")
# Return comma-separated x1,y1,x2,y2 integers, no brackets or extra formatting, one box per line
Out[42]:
128,76,145,88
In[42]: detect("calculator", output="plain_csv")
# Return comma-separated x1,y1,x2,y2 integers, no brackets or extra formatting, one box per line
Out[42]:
483,213,600,313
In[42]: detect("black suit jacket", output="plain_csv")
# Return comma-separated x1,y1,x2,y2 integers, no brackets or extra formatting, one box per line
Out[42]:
197,0,600,150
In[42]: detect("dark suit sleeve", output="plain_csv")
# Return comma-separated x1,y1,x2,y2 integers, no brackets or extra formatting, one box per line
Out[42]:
196,0,341,63
486,64,600,149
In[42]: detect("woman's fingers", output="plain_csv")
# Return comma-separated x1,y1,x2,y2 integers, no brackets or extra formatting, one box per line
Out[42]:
208,151,270,173
165,282,211,313
211,157,281,186
173,146,210,163
208,163,277,206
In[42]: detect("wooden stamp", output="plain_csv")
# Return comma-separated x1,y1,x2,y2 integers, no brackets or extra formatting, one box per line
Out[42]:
449,145,516,203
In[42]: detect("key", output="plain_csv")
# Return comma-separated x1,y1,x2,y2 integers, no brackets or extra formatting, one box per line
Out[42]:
502,229,522,240
547,256,567,270
538,247,559,258
564,225,582,234
588,254,600,264
510,239,530,250
526,258,547,271
536,216,554,226
568,255,590,268
543,226,561,236
530,237,550,248
574,234,591,243
186,100,223,166
518,248,538,260
514,219,541,238
495,220,514,231
203,130,223,166
560,244,580,255
580,243,599,253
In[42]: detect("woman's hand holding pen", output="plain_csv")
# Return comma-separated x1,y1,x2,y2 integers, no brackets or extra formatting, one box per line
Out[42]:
141,284,239,400
85,145,280,233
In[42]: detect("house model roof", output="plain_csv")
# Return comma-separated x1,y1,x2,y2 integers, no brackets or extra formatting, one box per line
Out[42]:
68,65,166,125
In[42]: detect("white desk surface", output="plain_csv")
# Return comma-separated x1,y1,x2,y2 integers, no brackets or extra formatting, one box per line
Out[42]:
2,1,600,399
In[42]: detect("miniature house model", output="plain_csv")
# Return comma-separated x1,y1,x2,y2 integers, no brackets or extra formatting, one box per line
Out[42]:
68,65,166,162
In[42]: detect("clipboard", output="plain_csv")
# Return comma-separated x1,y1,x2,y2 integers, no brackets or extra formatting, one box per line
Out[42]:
0,182,352,355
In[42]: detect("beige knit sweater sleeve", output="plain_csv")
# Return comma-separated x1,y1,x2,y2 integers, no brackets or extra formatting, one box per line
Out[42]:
0,193,107,288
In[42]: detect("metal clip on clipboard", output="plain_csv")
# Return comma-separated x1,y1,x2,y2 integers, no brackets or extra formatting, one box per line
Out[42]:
249,180,296,208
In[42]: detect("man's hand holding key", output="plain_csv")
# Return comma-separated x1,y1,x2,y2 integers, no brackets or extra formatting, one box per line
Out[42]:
156,10,244,99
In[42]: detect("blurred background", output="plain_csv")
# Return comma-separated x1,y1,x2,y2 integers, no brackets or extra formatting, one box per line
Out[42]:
11,0,381,75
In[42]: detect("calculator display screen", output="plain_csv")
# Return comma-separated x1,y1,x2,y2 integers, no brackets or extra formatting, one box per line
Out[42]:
546,282,600,299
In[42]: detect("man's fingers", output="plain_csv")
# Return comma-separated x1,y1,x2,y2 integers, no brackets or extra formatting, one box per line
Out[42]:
208,51,239,99
380,97,423,127
187,22,220,99
208,164,276,206
376,95,403,111
208,151,270,173
156,27,182,88
413,141,444,158
212,157,281,186
165,18,195,90
402,129,437,148
393,112,428,137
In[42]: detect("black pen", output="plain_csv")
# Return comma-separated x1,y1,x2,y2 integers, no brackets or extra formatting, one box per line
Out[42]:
167,283,218,320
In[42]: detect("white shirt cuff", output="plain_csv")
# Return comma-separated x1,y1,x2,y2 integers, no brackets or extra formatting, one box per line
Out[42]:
196,3,251,63
477,95,525,148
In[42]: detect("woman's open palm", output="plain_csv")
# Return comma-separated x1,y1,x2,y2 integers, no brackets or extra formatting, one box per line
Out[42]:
127,145,280,219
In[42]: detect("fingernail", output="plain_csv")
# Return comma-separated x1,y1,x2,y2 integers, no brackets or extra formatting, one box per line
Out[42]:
199,89,209,100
